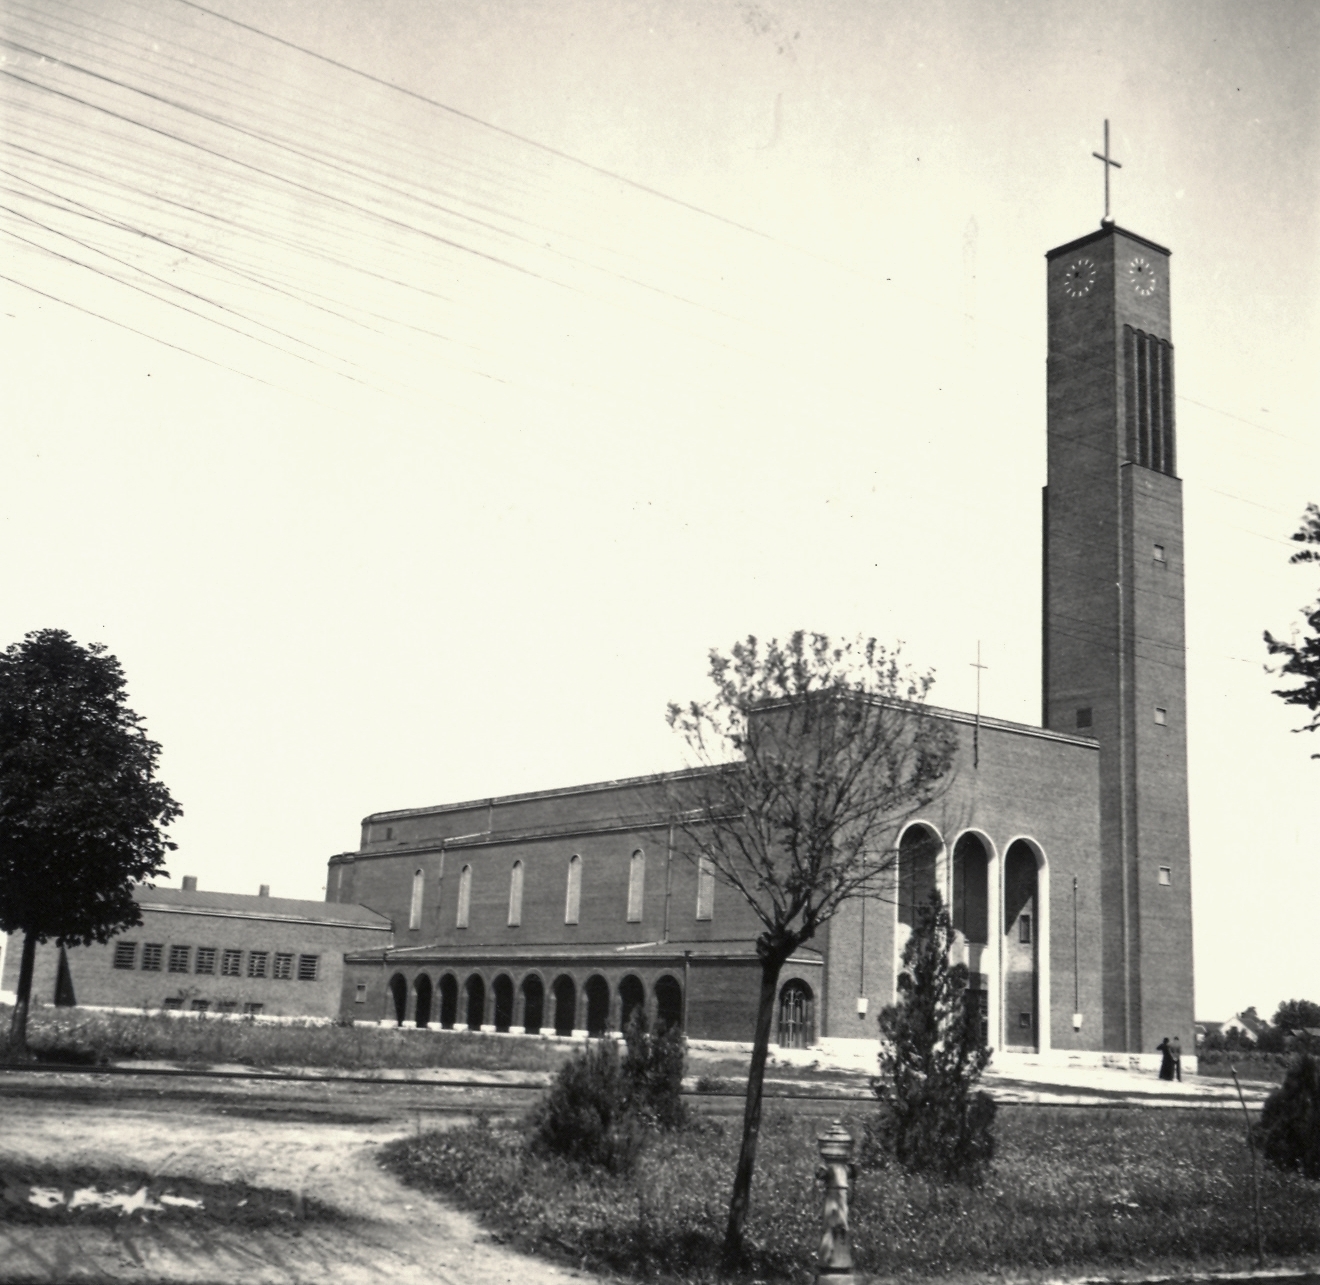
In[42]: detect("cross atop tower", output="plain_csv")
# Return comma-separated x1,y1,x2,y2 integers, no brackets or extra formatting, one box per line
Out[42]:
1092,119,1122,225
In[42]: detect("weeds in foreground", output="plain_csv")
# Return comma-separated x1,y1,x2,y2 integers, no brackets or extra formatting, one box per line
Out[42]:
383,1105,1320,1283
0,1004,575,1073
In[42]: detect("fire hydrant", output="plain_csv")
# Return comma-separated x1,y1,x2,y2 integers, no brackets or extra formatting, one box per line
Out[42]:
814,1120,858,1283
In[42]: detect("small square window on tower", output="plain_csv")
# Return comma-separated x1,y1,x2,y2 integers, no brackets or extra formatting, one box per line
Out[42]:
1153,543,1166,563
1076,707,1093,730
1154,706,1168,725
1018,914,1032,944
1019,1012,1032,1030
1158,866,1172,886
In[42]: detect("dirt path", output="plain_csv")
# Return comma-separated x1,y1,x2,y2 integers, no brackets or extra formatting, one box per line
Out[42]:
0,1084,595,1285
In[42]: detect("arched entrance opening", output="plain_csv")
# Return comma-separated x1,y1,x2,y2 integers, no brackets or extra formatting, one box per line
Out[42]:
438,973,458,1029
953,832,991,1047
413,973,433,1028
552,975,576,1036
654,974,682,1032
465,973,486,1031
619,974,646,1032
388,973,408,1025
584,975,610,1037
777,979,814,1049
1004,840,1039,1051
898,824,940,928
521,975,544,1035
492,974,515,1032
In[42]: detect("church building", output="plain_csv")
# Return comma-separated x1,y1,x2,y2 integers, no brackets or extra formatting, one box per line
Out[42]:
328,218,1196,1070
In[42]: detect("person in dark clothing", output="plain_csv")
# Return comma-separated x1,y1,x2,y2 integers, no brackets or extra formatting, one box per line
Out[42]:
1156,1036,1175,1080
1171,1035,1183,1082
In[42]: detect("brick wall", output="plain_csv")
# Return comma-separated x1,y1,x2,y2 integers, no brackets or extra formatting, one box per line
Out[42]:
3,905,390,1019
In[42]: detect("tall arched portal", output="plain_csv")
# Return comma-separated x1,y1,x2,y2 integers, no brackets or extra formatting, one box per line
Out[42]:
388,973,408,1026
438,973,458,1029
1004,841,1039,1051
492,975,514,1032
654,975,682,1031
897,825,940,928
521,975,544,1035
619,975,646,1032
465,973,486,1031
413,973,433,1028
552,974,576,1036
584,975,610,1037
952,833,991,1046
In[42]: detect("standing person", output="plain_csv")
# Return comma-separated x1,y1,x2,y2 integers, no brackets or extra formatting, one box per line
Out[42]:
1156,1037,1175,1081
1171,1036,1183,1082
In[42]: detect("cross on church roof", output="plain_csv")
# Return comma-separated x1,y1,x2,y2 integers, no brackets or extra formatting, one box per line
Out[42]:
1092,119,1122,226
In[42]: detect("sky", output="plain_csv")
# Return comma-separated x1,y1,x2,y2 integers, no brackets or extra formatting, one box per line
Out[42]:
0,0,1316,1023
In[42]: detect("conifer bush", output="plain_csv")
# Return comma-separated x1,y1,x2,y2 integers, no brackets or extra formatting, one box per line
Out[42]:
621,1012,688,1129
528,1038,644,1173
866,890,996,1184
1256,1052,1320,1180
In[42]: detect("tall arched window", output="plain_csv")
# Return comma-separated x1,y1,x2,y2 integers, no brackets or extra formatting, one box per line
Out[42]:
408,868,424,930
456,864,472,929
696,856,714,921
626,849,645,922
508,860,524,927
564,854,582,925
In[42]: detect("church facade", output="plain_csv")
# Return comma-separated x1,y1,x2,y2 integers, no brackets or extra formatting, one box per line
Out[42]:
328,221,1195,1068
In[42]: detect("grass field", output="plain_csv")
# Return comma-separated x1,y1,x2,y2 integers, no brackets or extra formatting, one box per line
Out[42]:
2,1004,577,1073
383,1105,1320,1282
1196,1049,1297,1084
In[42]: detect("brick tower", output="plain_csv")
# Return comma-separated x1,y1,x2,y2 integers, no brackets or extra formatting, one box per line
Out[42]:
1041,221,1195,1055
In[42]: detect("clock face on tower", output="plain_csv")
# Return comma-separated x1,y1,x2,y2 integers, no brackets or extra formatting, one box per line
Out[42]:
1063,257,1097,298
1128,255,1157,297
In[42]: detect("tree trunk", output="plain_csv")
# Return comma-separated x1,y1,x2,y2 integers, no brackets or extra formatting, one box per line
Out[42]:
721,949,787,1271
7,931,38,1054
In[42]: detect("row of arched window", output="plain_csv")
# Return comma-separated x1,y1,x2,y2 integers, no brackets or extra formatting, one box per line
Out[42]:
405,849,718,930
385,968,684,1036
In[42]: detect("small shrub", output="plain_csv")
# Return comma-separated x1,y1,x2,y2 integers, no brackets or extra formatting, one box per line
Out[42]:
695,1074,739,1095
868,890,996,1185
528,1039,643,1173
1256,1052,1320,1180
621,1014,688,1129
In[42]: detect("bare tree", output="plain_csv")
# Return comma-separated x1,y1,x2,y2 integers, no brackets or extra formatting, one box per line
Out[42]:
666,631,957,1270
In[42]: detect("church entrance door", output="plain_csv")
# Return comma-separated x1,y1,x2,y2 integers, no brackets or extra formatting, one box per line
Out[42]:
778,980,813,1049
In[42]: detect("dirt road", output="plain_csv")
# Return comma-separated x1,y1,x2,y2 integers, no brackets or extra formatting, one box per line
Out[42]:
0,1071,594,1285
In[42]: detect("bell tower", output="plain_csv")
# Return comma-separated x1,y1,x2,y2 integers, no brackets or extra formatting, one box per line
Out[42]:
1041,210,1195,1055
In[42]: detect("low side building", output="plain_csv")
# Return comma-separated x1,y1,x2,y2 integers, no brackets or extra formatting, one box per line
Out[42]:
2,878,392,1019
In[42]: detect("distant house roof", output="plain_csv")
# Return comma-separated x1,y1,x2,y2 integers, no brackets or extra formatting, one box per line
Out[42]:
134,886,391,931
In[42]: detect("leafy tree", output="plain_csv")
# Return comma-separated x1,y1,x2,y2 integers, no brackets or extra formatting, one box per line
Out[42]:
1255,1052,1320,1180
0,630,181,1051
867,889,996,1184
1274,999,1320,1034
667,631,956,1268
1264,502,1320,755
